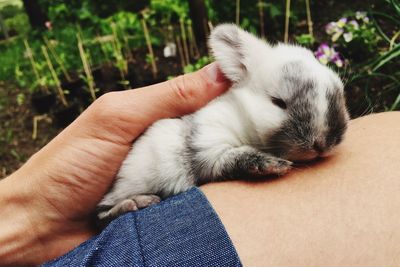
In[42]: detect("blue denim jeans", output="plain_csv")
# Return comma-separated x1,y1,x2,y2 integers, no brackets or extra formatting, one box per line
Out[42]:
43,187,242,266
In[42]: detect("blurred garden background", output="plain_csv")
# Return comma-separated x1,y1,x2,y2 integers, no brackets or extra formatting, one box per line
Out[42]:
0,0,399,177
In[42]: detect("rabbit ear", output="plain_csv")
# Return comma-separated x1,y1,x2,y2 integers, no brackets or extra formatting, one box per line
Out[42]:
209,24,267,83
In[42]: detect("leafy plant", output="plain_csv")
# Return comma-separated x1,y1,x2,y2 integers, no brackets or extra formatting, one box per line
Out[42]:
325,12,381,62
295,33,315,47
346,2,400,112
4,13,30,36
183,56,212,74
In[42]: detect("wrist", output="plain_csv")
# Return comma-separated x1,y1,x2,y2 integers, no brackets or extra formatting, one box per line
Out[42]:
0,169,47,266
0,162,96,266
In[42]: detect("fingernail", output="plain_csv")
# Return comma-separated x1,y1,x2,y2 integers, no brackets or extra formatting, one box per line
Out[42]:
204,62,228,83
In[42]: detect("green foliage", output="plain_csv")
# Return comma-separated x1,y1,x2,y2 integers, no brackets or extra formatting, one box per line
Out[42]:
1,4,30,36
345,3,400,112
16,92,25,105
183,56,212,74
295,34,315,47
4,13,30,35
1,4,21,18
0,38,26,82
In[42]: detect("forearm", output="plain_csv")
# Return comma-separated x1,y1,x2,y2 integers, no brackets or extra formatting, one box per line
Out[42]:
0,169,44,266
202,112,400,266
0,164,93,266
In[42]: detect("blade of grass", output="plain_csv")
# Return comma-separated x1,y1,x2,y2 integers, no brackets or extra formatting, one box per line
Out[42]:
372,45,400,71
389,93,400,110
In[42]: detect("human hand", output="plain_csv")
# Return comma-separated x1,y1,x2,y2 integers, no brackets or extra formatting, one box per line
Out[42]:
0,63,229,266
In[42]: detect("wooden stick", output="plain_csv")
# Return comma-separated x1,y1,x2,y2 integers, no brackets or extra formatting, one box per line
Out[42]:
97,34,112,63
284,0,291,43
111,23,128,76
236,0,241,25
117,24,134,64
180,18,190,65
187,22,195,58
305,0,313,37
123,35,134,63
175,34,186,70
23,39,49,93
77,34,96,101
32,116,39,140
188,21,200,59
41,45,68,106
43,37,72,82
141,18,158,79
258,0,266,39
32,114,50,140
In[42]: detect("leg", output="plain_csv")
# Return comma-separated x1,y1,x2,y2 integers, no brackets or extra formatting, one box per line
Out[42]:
226,147,292,177
195,146,292,183
97,194,161,222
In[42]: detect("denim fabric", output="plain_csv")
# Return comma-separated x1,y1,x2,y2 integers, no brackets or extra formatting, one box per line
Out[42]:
43,187,242,267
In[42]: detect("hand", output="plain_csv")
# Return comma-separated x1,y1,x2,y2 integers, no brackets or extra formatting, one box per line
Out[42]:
0,63,229,266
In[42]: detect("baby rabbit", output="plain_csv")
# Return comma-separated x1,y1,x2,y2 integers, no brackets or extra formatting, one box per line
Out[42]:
97,24,349,221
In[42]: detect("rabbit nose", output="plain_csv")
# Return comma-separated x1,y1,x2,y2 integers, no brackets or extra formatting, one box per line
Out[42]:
313,141,325,153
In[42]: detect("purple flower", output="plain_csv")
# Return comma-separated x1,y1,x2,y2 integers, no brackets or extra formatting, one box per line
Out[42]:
325,17,348,42
314,43,344,68
325,22,337,35
349,20,359,30
332,53,344,67
337,17,348,28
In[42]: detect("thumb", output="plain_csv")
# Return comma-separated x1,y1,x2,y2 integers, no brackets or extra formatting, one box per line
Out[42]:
79,62,230,141
131,62,230,117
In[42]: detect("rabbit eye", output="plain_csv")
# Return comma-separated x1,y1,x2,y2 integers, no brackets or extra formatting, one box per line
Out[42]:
271,97,287,110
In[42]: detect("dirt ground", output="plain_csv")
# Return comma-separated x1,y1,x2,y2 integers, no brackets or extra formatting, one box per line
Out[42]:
0,82,61,178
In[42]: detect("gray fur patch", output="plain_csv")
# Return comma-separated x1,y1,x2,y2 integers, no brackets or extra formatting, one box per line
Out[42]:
266,64,318,158
325,90,348,147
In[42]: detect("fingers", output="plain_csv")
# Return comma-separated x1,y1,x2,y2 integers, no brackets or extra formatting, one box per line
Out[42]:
77,62,231,142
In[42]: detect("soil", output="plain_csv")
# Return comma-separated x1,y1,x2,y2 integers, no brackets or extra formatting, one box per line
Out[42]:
0,82,61,178
0,47,183,178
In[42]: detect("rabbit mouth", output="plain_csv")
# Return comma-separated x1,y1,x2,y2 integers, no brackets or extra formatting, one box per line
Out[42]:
286,145,338,162
286,151,319,162
286,149,332,162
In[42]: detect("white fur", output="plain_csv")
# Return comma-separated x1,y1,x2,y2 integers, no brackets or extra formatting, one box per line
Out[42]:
99,24,347,208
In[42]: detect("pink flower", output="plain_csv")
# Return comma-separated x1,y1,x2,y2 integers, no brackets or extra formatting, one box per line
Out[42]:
45,21,52,30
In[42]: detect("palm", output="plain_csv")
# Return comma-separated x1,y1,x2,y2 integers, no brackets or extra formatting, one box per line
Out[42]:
37,111,142,224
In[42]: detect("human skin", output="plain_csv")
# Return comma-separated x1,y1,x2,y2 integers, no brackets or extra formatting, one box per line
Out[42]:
0,63,230,266
202,111,400,266
0,64,399,266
